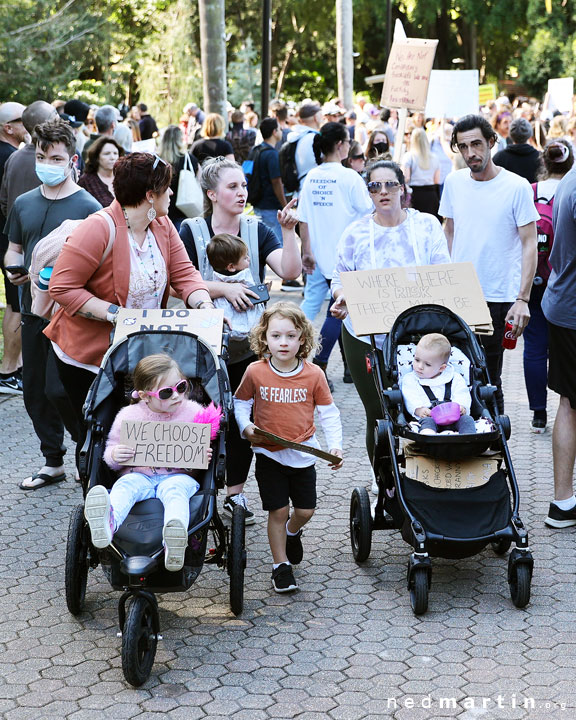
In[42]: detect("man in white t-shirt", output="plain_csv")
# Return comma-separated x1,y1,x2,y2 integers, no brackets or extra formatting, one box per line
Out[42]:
439,114,539,412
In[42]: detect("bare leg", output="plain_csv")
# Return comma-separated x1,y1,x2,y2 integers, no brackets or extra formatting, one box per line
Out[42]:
552,396,576,501
227,483,244,496
0,308,22,375
287,507,314,534
268,506,290,564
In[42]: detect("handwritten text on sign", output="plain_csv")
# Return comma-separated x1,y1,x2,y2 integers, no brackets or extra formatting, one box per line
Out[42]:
120,420,211,469
381,38,438,111
340,262,491,335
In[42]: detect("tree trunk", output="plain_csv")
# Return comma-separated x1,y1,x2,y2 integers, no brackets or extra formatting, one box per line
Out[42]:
198,0,227,117
336,0,354,109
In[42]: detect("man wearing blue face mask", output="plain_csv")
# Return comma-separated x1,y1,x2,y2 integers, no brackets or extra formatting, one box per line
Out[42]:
4,117,101,490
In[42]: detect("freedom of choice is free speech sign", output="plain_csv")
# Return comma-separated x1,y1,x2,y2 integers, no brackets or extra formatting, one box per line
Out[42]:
120,420,211,469
340,262,492,336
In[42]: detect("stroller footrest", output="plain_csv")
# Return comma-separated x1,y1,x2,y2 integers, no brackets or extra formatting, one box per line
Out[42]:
121,556,158,580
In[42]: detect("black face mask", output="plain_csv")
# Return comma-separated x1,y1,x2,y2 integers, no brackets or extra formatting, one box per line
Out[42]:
373,142,389,155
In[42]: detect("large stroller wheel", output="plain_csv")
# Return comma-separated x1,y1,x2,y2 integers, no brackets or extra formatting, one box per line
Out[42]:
508,553,532,609
228,505,246,616
65,504,91,615
409,567,429,615
122,594,159,686
350,487,372,562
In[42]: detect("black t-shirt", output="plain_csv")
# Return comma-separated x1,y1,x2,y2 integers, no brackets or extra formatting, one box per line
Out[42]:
179,215,280,282
169,152,200,223
255,142,282,211
191,138,235,165
139,114,159,140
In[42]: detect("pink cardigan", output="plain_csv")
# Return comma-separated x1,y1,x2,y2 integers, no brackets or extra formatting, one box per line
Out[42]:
104,399,222,476
44,200,207,367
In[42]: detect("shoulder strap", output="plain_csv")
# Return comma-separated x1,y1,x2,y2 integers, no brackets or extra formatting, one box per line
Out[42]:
185,217,214,282
443,378,453,402
95,209,116,268
239,215,261,284
421,378,453,406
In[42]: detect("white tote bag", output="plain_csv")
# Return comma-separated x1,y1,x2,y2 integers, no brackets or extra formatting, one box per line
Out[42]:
175,153,204,218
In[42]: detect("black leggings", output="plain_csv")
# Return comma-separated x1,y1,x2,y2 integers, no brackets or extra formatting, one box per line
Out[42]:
226,355,257,487
341,325,385,462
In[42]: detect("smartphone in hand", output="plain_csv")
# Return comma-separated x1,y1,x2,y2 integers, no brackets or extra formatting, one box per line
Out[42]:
5,265,28,276
247,283,270,304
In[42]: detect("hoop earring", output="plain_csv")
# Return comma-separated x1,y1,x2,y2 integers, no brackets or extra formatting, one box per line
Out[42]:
147,200,156,222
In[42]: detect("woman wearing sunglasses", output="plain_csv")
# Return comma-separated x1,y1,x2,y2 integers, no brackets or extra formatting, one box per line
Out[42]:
330,159,450,465
46,152,212,466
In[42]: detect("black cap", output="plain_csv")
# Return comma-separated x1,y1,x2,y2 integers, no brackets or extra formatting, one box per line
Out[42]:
60,112,83,129
63,99,90,124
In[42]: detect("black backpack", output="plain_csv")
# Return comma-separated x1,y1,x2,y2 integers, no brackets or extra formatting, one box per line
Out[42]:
245,144,273,206
278,140,300,193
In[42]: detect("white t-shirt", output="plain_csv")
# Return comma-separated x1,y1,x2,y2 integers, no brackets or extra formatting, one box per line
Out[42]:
402,151,440,186
439,167,540,302
298,162,373,278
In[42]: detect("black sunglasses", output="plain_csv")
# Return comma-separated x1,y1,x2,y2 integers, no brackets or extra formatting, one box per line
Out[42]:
350,153,365,160
366,180,401,194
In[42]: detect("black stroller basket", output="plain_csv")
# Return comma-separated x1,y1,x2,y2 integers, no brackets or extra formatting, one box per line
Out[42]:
66,330,246,687
349,304,533,615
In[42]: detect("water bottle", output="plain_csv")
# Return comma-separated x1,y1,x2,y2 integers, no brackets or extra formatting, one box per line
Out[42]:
38,266,53,290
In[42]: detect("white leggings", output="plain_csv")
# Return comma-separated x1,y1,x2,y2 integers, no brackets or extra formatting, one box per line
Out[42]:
110,472,200,531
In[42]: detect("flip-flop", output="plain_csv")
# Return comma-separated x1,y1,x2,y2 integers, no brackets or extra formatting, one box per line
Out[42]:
19,472,66,491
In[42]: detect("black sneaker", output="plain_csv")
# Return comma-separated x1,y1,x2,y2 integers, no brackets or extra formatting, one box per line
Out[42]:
0,373,23,394
343,365,353,384
545,502,576,528
531,411,547,434
281,279,303,292
222,493,255,525
272,563,298,593
286,529,303,564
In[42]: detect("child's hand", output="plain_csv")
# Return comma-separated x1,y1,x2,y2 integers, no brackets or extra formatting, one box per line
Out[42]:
112,444,135,463
207,447,213,463
329,449,343,469
243,424,259,442
277,197,299,229
460,405,467,416
415,407,431,418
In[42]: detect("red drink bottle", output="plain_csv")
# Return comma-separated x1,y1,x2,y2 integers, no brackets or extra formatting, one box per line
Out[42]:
502,321,517,349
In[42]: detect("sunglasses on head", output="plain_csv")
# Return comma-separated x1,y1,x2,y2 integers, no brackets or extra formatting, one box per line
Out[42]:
151,153,169,170
350,153,365,160
145,379,188,400
366,180,401,194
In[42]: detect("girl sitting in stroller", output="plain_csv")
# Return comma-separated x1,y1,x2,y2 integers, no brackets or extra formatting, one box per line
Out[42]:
401,333,476,436
84,353,221,572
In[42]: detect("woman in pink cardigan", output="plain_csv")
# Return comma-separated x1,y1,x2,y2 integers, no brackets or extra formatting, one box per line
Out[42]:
45,153,212,466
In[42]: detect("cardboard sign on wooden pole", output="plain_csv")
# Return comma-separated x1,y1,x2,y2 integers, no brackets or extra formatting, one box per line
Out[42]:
381,38,438,111
113,308,224,352
340,262,492,335
120,420,211,469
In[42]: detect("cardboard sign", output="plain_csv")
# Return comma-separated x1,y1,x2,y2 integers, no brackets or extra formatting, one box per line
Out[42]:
120,420,211,469
424,70,479,119
113,308,223,351
381,38,438,111
340,262,492,335
253,427,341,465
479,83,497,106
547,77,574,114
404,454,499,489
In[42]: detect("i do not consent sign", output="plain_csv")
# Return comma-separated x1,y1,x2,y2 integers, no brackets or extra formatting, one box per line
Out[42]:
120,420,211,469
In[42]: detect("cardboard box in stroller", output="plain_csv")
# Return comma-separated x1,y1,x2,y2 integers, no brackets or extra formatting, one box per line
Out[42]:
404,454,500,489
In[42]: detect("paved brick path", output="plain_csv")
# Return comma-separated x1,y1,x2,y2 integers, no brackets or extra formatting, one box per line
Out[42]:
0,293,572,719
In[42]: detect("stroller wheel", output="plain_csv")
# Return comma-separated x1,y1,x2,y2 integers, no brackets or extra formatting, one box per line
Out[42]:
508,559,531,609
122,595,159,687
491,537,512,555
228,505,246,616
349,487,372,562
409,567,429,616
65,504,91,615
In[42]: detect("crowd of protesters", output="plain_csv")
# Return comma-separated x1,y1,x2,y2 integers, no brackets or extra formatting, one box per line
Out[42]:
2,85,576,588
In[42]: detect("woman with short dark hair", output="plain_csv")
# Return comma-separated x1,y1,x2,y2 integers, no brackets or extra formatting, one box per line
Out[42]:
45,152,211,462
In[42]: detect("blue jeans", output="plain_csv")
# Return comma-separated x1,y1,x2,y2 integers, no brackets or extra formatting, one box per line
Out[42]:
301,265,328,321
523,284,548,411
253,207,282,244
300,269,343,365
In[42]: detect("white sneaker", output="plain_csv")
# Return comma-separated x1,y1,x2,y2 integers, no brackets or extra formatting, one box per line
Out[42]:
370,471,379,495
163,518,188,572
84,485,114,548
223,492,256,525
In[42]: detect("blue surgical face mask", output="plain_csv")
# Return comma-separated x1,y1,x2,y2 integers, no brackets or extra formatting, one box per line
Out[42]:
35,161,71,187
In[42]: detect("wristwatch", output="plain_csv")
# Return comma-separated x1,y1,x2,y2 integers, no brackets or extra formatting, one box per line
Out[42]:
106,304,120,324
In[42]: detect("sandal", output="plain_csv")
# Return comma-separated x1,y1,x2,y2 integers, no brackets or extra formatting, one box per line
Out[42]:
19,472,66,491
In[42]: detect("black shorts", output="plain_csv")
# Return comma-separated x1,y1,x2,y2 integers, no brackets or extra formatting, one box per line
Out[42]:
1,267,20,313
548,321,576,409
255,454,317,511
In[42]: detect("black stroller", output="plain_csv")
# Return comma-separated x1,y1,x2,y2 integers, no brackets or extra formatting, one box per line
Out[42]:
64,330,246,686
349,304,534,615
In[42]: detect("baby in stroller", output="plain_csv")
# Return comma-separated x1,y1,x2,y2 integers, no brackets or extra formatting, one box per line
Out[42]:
84,353,221,572
401,333,476,436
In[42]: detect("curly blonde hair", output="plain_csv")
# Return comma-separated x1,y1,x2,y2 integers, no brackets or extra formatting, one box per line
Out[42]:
249,302,318,360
